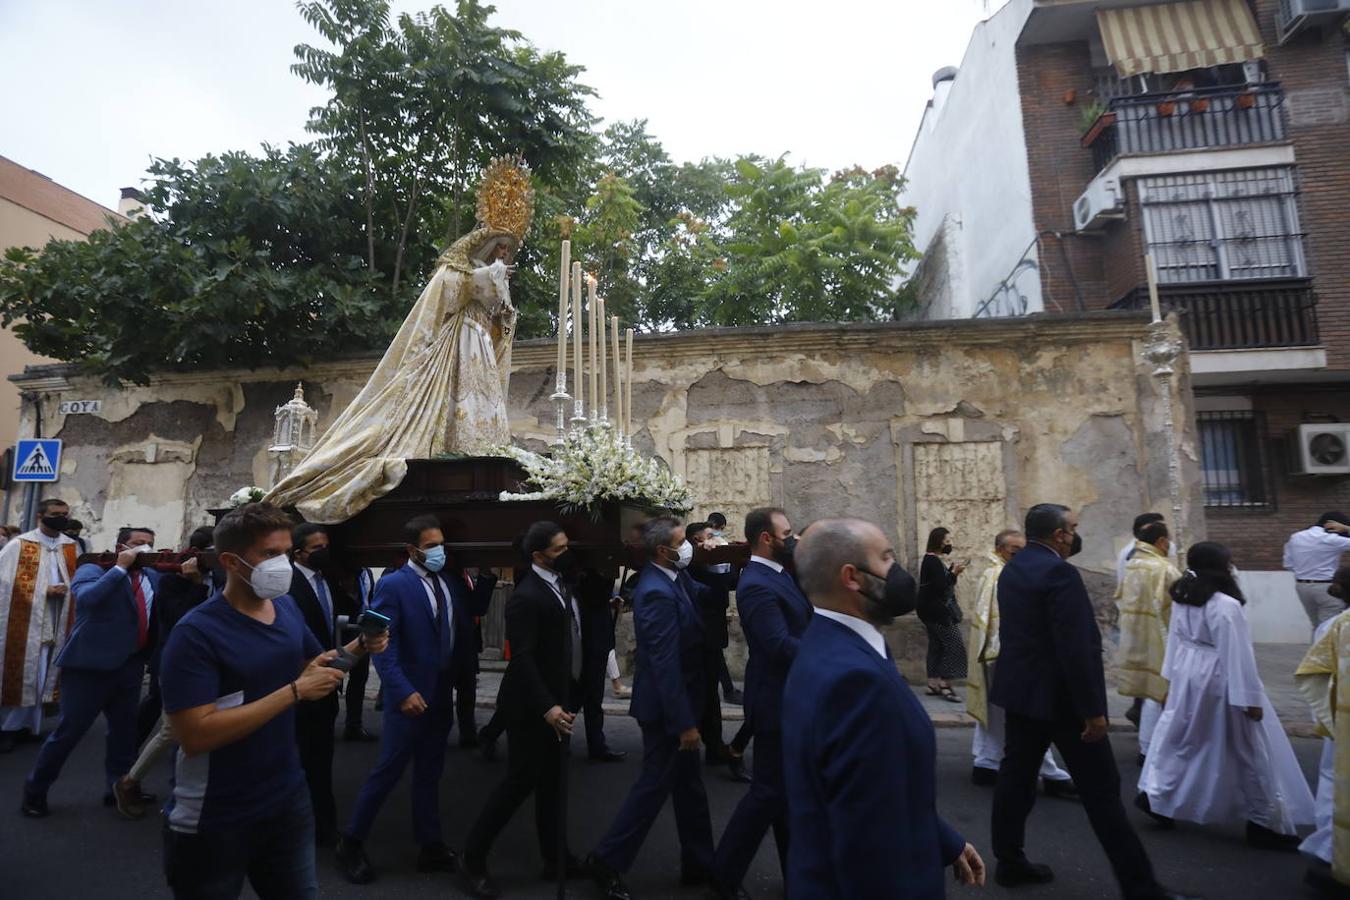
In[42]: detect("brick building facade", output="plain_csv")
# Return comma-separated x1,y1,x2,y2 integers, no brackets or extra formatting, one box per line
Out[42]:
904,0,1350,571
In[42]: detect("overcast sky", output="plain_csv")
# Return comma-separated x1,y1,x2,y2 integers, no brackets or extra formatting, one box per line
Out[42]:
0,0,1007,211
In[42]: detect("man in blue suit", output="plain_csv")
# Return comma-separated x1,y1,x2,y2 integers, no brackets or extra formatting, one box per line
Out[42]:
783,517,985,899
336,514,492,884
587,517,715,900
711,506,809,898
990,504,1194,900
22,527,161,817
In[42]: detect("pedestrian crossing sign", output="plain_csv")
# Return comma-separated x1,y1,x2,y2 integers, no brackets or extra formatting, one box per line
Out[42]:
13,439,61,482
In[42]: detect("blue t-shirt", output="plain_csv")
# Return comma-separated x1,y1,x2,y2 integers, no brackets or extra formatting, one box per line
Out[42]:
160,592,322,833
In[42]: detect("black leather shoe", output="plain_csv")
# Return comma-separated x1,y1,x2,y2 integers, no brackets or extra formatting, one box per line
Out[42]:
1134,792,1174,829
417,841,459,873
585,853,632,900
994,858,1055,886
343,726,377,743
459,865,501,899
970,766,998,786
1042,778,1079,800
1245,820,1300,852
335,834,376,884
727,755,752,783
20,791,48,818
588,749,626,763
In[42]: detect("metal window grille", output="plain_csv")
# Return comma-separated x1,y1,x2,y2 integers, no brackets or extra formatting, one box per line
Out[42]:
1139,168,1306,285
1197,410,1272,508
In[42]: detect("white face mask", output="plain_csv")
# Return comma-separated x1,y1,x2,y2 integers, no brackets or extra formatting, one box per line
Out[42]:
238,554,293,601
674,540,694,570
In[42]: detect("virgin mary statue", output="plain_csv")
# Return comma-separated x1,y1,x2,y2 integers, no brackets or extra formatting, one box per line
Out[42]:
266,157,533,523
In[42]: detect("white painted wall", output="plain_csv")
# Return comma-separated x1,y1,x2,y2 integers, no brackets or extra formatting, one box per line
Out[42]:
1237,570,1313,645
900,0,1041,319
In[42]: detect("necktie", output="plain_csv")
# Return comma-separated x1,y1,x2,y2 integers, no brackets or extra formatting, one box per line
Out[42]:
429,574,454,669
562,583,583,681
130,572,148,649
314,575,334,646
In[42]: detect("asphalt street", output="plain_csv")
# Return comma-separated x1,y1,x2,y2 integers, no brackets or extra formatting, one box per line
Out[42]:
0,713,1325,900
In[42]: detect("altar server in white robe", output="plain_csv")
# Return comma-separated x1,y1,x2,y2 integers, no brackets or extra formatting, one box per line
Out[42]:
1137,541,1315,850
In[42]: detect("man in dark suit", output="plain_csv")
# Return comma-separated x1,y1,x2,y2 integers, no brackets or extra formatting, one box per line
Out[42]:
444,551,498,749
711,507,809,897
990,503,1195,900
783,517,984,898
289,523,354,846
573,567,626,763
460,522,584,897
343,566,378,742
587,517,716,900
685,521,735,766
336,514,492,884
23,527,161,817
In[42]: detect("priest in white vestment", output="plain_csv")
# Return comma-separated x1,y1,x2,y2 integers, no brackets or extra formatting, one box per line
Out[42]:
1138,542,1315,849
0,500,78,747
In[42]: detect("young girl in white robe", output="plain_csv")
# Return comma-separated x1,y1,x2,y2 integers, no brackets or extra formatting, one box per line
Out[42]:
1136,541,1316,850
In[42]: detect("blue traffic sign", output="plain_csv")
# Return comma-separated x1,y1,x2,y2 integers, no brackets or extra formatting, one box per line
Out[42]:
13,439,61,482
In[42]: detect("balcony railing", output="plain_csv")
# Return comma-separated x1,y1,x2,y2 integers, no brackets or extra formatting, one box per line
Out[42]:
1085,83,1288,172
1111,279,1319,351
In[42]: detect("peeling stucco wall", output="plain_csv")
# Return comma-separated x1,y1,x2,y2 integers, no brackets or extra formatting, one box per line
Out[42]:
5,312,1202,678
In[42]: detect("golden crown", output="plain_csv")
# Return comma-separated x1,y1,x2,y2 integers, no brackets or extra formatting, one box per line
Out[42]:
476,155,535,242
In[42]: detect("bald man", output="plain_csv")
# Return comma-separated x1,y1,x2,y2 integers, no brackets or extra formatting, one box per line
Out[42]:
782,518,984,898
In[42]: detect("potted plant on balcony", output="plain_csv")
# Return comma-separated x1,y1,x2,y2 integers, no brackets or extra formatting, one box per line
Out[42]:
1156,100,1177,117
1236,91,1256,110
1078,100,1117,148
1188,97,1210,114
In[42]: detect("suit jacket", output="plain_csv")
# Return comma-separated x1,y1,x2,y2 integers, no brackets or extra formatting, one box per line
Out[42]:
990,541,1107,723
498,570,574,725
576,568,617,659
372,564,491,707
151,570,215,675
783,615,965,899
736,560,812,733
448,567,497,677
58,563,162,671
288,565,355,651
688,564,735,650
628,565,706,735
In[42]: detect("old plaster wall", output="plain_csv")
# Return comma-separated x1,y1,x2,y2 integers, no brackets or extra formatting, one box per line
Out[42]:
6,312,1201,679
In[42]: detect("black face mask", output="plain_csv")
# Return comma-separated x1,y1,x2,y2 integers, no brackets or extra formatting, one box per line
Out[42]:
858,563,917,625
551,549,579,576
305,547,332,571
1068,532,1083,558
941,543,954,555
774,535,798,565
41,515,70,532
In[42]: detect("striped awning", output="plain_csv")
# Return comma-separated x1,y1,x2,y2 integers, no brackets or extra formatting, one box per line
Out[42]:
1096,0,1265,78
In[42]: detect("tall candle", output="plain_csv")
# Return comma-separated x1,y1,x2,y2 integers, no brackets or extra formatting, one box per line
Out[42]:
611,315,622,436
588,276,598,414
597,297,607,421
625,328,634,437
556,240,570,382
571,262,583,413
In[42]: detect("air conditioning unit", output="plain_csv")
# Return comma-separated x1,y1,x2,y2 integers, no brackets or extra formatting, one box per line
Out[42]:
1278,0,1350,44
1290,423,1350,475
1073,178,1125,232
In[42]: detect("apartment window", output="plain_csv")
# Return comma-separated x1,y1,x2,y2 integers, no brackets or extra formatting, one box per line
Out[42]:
1139,168,1306,284
1197,410,1272,508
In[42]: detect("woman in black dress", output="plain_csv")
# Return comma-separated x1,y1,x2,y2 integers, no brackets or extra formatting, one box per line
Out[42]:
917,527,968,702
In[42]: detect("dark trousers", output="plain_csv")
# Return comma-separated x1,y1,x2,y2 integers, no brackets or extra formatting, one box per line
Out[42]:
464,717,564,867
27,658,143,796
346,679,453,845
717,654,734,695
571,652,610,756
592,722,715,874
992,712,1162,900
729,718,754,755
452,666,477,740
701,649,728,760
480,706,506,744
163,786,317,900
295,695,338,841
344,655,370,732
713,730,787,887
138,672,162,746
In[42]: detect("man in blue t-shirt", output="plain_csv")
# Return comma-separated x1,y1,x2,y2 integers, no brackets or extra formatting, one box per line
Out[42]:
159,503,388,900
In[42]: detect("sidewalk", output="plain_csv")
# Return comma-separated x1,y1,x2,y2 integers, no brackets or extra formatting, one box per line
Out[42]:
366,643,1319,738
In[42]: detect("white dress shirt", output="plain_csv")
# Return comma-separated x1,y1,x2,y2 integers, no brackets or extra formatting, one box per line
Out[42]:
814,607,887,659
293,562,330,619
749,555,784,574
409,560,448,620
532,563,581,622
1283,526,1350,581
109,562,155,624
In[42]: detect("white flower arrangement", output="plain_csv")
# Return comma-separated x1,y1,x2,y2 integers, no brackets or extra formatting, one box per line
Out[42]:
227,486,267,508
488,423,694,515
